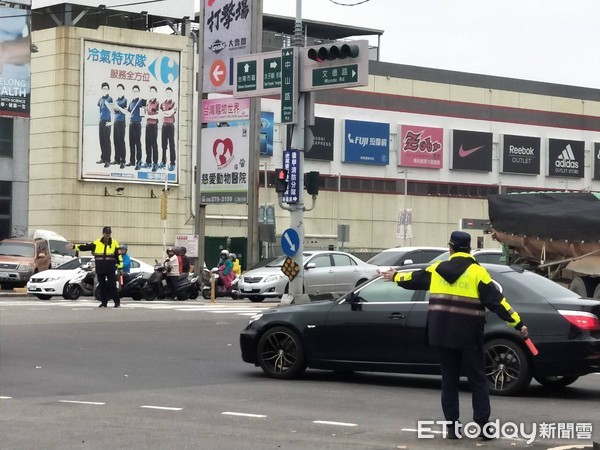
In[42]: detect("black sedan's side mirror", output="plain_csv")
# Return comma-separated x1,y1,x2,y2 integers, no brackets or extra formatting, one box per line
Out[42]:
346,291,362,311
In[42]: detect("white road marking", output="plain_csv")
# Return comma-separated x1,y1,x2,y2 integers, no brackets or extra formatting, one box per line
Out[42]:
313,420,357,427
222,411,267,418
547,445,592,450
140,405,183,411
59,400,105,405
401,428,442,434
0,396,13,399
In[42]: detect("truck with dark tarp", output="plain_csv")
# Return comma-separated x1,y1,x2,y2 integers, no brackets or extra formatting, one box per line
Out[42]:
488,192,600,299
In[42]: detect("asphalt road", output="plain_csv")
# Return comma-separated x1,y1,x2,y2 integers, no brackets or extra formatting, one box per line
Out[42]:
1,296,599,449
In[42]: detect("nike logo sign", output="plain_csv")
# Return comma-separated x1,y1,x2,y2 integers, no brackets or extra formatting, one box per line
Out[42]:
458,145,484,157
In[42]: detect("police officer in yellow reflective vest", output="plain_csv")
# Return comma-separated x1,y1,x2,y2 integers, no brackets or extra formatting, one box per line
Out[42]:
71,226,121,308
382,231,528,440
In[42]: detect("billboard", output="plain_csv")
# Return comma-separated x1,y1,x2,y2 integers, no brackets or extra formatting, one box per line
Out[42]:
81,40,180,184
200,126,249,203
399,125,443,169
450,129,493,172
547,138,584,178
0,6,30,118
500,134,541,175
202,0,253,93
343,119,389,165
306,117,334,161
201,97,250,123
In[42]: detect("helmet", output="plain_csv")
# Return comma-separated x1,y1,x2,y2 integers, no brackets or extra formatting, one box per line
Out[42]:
118,244,127,250
229,253,236,260
166,247,174,253
220,249,229,256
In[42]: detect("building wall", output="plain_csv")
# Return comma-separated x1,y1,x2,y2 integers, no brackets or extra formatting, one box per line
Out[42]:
30,26,193,261
29,26,600,262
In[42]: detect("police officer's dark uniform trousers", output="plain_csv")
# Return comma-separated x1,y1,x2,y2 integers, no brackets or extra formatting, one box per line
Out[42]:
76,230,120,307
392,240,525,434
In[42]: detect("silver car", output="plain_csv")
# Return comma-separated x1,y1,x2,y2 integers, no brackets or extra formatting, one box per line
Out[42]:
237,251,379,303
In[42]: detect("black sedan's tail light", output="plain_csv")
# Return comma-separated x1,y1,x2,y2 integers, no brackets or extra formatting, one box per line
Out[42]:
558,310,600,331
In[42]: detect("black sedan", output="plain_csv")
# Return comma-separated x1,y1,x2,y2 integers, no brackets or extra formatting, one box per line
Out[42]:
240,264,600,396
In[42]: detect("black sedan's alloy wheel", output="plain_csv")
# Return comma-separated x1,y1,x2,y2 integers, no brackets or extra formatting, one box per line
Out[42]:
257,326,307,379
484,338,532,396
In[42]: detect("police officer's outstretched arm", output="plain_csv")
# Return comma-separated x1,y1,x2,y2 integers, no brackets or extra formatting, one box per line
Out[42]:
477,270,528,337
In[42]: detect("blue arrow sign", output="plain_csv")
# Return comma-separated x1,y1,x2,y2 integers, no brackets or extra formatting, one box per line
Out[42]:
281,228,300,257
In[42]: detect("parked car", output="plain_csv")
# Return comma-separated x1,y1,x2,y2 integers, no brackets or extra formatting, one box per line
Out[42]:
429,248,505,264
30,229,75,268
240,264,600,396
237,251,379,302
366,246,447,270
0,238,52,289
26,256,154,300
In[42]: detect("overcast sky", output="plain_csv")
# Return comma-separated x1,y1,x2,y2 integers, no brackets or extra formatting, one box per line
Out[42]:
259,0,598,89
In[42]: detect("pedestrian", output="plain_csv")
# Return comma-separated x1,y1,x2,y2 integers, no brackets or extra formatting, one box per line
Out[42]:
127,85,146,170
160,86,177,171
144,86,160,172
113,83,128,168
68,226,121,307
97,82,113,168
164,247,180,298
382,231,528,440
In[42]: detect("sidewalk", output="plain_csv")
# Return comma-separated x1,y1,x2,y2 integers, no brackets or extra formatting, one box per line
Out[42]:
0,287,27,297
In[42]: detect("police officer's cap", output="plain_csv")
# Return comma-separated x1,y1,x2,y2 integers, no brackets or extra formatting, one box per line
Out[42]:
448,231,471,250
102,226,112,234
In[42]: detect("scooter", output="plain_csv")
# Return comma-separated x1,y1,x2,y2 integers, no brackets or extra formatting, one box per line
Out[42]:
201,267,240,300
142,261,197,301
64,268,148,301
63,262,95,300
94,271,148,301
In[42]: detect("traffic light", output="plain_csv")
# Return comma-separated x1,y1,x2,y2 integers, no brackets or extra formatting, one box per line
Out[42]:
275,168,288,193
305,171,320,196
307,43,360,62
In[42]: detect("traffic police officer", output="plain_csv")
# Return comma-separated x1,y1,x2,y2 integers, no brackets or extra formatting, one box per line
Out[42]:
70,226,121,308
382,231,528,439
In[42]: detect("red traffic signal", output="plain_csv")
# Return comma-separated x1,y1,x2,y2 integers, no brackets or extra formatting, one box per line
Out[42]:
275,168,288,193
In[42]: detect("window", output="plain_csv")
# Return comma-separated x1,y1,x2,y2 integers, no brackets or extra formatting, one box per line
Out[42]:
356,277,416,303
332,253,356,266
310,255,332,268
0,118,13,157
131,260,140,269
0,181,11,239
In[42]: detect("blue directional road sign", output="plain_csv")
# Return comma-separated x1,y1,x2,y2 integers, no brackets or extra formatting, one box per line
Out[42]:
281,228,300,257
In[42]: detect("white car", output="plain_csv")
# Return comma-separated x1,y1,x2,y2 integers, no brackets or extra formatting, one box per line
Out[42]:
237,251,379,303
366,246,448,271
27,256,154,300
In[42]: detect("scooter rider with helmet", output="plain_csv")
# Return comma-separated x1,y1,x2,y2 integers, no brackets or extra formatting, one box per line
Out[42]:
165,247,180,298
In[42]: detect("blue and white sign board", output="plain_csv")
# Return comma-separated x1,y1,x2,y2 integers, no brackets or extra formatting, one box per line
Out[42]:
281,228,300,256
282,149,300,204
343,119,390,165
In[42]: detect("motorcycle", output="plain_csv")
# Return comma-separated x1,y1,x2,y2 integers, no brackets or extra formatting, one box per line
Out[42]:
63,262,95,300
142,261,198,301
64,268,148,301
201,267,240,300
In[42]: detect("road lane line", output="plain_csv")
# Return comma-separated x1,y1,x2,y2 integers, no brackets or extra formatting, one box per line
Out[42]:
222,411,267,418
140,405,183,411
313,420,357,427
59,400,105,405
0,396,13,399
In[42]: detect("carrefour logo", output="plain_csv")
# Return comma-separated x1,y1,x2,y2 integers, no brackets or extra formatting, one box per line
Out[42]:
148,56,179,84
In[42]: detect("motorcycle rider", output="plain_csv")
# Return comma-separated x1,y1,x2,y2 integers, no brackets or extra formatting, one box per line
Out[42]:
118,244,131,285
217,249,234,289
229,252,241,276
164,247,180,298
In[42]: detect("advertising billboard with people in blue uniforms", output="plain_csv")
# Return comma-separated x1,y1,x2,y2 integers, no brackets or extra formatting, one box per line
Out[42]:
80,40,180,185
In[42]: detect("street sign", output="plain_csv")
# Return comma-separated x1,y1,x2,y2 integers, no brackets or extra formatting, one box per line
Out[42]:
236,59,257,92
281,256,301,282
233,51,282,98
281,47,298,124
282,149,300,204
281,228,300,256
301,40,369,92
460,218,490,231
312,64,359,87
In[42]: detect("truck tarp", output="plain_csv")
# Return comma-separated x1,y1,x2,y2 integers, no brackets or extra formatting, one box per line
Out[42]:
488,192,600,243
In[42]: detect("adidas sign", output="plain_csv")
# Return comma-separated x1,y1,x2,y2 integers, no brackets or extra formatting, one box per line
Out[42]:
555,144,579,169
